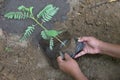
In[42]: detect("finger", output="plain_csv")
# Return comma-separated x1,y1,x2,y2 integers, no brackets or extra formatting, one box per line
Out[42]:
74,51,86,58
64,53,71,60
78,37,83,42
78,36,90,42
57,56,64,63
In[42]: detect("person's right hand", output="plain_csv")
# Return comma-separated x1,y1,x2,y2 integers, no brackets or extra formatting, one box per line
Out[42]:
75,37,103,58
57,54,88,80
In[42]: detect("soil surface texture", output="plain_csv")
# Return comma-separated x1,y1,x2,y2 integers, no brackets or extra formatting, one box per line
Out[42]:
0,0,120,80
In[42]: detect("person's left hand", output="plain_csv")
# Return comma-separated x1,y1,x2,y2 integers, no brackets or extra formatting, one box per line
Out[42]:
57,53,82,79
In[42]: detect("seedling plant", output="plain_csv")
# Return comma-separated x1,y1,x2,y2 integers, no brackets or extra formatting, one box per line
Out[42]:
4,4,65,50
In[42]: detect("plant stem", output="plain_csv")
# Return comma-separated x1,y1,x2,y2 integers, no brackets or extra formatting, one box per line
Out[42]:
32,17,47,30
31,17,65,46
55,37,65,46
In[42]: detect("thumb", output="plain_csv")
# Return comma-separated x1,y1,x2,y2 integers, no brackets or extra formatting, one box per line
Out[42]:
74,51,86,58
64,53,71,60
78,37,90,42
57,56,64,63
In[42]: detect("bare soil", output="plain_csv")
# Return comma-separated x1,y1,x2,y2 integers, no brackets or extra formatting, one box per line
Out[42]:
0,0,120,80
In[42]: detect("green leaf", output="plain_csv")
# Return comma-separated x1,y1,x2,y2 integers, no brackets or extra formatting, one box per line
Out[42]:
20,25,35,41
37,4,59,22
18,5,33,13
4,12,24,19
49,38,54,50
18,5,34,18
41,30,62,40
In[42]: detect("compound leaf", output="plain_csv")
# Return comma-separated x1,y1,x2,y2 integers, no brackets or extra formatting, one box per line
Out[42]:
41,30,62,40
37,4,59,22
20,25,35,41
4,5,34,20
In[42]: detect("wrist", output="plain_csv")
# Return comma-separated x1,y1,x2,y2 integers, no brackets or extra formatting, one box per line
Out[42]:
73,70,82,80
98,40,106,53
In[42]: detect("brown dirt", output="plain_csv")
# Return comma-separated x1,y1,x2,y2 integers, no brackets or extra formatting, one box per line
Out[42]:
65,0,120,80
0,32,72,80
0,0,120,80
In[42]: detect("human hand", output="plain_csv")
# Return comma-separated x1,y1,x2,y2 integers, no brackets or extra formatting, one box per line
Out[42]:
75,37,102,58
57,53,88,80
57,54,83,80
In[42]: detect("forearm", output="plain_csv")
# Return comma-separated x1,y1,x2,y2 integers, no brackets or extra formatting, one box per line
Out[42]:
72,70,88,80
99,41,120,58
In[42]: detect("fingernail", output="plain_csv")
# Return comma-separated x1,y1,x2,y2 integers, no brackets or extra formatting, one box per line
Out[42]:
78,37,81,40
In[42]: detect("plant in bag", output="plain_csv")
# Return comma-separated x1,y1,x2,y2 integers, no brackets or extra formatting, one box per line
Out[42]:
4,4,65,50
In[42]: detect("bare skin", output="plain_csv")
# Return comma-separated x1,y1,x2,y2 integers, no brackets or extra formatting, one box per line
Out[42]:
57,36,120,80
75,37,120,58
57,54,88,80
